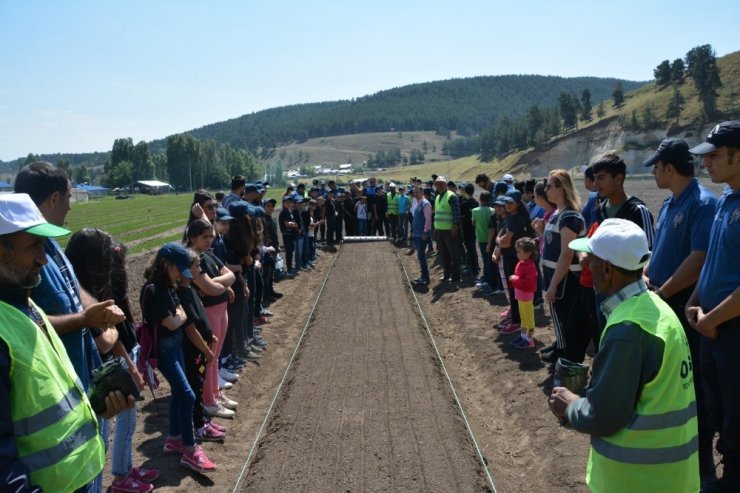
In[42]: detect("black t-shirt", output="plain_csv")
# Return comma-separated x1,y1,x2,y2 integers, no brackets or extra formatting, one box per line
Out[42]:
198,251,228,307
501,213,529,259
178,285,213,343
177,285,213,358
279,208,294,235
141,283,180,340
460,198,479,235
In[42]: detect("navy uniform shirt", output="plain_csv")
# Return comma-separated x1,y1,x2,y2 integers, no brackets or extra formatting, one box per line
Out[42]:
698,188,740,312
648,179,717,287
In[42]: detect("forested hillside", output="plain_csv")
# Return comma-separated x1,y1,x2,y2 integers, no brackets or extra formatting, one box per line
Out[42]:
148,75,646,155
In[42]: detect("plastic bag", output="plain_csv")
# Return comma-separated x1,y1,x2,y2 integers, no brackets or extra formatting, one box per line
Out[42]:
553,357,590,395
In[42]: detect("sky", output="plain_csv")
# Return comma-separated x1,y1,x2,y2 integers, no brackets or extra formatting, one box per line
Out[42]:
1,0,739,161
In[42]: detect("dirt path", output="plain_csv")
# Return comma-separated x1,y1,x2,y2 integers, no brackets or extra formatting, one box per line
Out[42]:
243,242,487,492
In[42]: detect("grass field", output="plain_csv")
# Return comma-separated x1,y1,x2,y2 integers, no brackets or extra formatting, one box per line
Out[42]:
60,188,288,253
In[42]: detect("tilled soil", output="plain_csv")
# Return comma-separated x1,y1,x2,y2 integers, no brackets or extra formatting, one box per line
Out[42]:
243,242,487,492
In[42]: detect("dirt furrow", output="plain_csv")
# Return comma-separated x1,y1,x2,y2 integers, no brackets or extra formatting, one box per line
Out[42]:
243,242,486,492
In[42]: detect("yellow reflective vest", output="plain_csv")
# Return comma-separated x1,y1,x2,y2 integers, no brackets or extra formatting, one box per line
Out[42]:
587,292,699,493
434,190,454,230
0,299,104,492
386,192,399,215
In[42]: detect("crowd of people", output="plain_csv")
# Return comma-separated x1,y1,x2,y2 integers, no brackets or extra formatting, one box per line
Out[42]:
0,120,738,493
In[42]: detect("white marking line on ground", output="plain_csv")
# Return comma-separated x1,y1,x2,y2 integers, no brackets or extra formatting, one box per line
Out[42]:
396,250,499,493
230,249,341,493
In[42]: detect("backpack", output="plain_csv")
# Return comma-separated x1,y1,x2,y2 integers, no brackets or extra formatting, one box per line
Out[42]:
135,284,160,390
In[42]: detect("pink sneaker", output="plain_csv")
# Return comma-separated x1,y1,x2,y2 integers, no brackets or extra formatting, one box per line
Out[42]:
207,420,226,433
163,436,184,455
111,476,153,493
195,424,225,442
499,323,521,334
129,467,160,482
180,445,217,473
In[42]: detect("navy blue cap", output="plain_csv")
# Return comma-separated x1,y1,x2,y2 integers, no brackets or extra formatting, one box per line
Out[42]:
282,195,294,202
215,207,235,221
493,196,507,206
689,120,740,154
228,200,251,217
158,242,193,279
256,185,266,194
505,189,523,202
264,198,277,206
644,138,692,168
251,206,266,217
493,181,509,195
244,184,258,194
294,197,304,204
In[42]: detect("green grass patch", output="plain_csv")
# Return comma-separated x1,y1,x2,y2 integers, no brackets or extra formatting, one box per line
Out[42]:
59,194,192,252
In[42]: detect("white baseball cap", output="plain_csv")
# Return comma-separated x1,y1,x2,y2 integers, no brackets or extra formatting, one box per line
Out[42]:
0,193,71,237
502,173,514,183
569,218,650,271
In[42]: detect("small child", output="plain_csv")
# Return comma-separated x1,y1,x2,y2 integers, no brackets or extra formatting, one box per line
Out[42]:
507,237,538,349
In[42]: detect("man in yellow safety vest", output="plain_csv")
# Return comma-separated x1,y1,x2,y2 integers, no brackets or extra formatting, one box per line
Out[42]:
548,218,699,493
0,193,133,492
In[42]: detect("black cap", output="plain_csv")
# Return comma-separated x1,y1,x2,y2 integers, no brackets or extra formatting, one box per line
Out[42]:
644,138,691,168
689,120,740,154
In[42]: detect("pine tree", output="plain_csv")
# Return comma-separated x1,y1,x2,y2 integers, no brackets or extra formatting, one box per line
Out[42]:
581,89,592,121
612,83,625,108
666,87,685,125
685,44,722,119
654,60,671,86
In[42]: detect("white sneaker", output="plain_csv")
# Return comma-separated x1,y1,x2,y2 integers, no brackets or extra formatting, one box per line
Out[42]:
218,375,233,390
218,393,238,409
219,368,239,383
203,402,235,419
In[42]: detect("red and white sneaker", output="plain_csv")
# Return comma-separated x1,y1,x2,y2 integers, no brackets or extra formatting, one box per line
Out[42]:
163,436,184,455
129,467,160,483
180,445,217,473
110,476,153,493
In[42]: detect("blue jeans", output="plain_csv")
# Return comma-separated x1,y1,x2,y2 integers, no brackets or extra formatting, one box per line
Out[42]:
294,235,305,271
358,218,367,235
157,331,196,446
414,237,430,281
111,346,140,476
478,243,492,284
